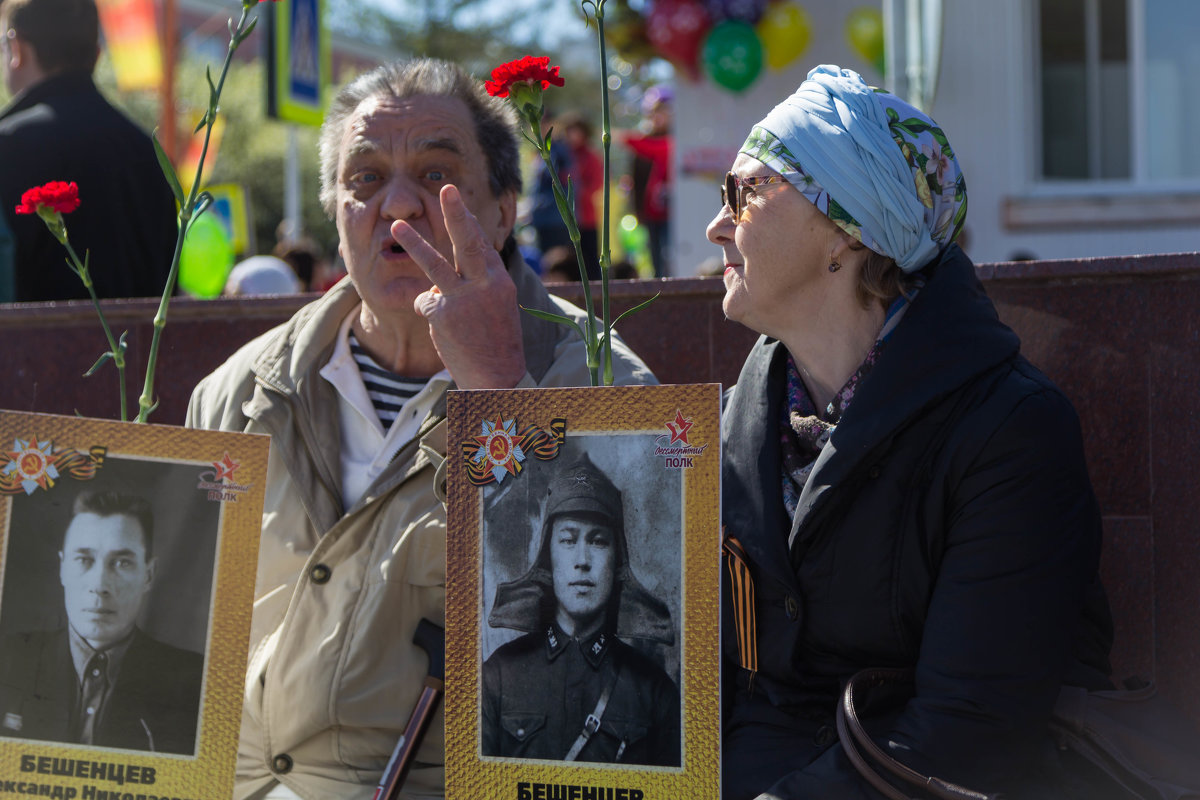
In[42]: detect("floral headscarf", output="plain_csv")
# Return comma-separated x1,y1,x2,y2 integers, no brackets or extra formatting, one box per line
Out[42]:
740,65,967,273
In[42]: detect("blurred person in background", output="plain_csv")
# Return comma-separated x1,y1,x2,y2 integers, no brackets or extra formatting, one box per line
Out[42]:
0,0,176,301
223,255,303,296
0,205,13,301
529,111,574,267
558,110,602,280
618,85,672,278
272,235,327,292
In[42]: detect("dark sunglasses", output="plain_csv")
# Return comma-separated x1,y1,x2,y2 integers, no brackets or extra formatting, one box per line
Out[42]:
721,172,790,219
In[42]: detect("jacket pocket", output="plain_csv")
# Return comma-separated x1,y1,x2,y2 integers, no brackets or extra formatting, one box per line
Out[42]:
499,713,547,743
600,718,650,750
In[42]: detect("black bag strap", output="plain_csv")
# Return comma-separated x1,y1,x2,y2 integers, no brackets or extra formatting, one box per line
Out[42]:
837,668,1001,800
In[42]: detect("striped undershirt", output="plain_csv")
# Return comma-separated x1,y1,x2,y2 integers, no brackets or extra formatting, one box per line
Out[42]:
348,332,430,430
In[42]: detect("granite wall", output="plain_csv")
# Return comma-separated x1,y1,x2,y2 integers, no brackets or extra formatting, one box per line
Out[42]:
2,251,1197,720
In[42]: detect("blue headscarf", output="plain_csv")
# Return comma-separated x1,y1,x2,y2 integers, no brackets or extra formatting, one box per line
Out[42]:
740,65,967,273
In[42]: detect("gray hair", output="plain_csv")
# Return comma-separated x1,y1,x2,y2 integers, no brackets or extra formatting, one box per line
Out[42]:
318,58,522,218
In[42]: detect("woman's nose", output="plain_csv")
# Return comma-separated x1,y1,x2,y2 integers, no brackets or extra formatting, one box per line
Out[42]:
707,204,735,245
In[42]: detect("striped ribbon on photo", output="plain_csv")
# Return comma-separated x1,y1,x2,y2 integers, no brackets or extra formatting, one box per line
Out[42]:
461,418,567,486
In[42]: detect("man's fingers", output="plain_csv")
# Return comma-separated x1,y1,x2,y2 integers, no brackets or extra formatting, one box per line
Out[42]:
412,286,442,320
390,218,459,289
439,184,494,282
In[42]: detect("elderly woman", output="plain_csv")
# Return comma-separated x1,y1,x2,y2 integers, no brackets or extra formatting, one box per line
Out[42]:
712,66,1113,799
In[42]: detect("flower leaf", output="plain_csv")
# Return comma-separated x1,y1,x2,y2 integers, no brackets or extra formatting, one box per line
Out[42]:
239,15,259,44
194,191,215,217
152,132,185,207
193,111,210,135
84,351,113,377
519,306,587,342
206,64,219,107
610,294,659,328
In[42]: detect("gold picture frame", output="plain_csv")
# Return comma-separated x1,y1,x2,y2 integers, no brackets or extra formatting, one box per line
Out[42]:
0,410,268,799
445,384,721,799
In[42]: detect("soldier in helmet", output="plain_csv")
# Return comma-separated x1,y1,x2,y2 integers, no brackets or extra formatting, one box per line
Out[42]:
481,453,681,766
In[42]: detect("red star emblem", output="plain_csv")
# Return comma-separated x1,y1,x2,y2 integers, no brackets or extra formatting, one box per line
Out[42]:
212,452,240,483
665,410,693,445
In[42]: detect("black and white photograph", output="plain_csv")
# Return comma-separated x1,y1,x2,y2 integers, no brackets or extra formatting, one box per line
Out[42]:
477,434,683,768
0,456,219,757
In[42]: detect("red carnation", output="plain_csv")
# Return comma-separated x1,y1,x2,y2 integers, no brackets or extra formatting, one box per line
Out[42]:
15,181,80,216
484,56,565,98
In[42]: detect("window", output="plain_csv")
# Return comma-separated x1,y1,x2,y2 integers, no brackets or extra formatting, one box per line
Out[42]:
1036,0,1200,183
1142,1,1200,179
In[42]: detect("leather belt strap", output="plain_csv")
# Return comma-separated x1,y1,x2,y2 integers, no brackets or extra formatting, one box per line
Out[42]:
564,663,621,762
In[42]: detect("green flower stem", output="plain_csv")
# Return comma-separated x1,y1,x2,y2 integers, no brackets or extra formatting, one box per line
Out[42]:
136,2,254,422
592,0,614,385
522,106,601,386
62,238,128,421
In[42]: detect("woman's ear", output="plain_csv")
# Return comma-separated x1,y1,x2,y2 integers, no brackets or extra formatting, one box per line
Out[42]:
830,231,867,271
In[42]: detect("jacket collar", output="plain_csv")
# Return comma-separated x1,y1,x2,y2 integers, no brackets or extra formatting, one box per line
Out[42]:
504,244,571,383
0,71,96,120
545,622,612,669
248,276,361,397
789,245,1019,538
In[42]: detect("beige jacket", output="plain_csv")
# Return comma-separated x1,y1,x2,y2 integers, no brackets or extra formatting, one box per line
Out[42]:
186,255,656,799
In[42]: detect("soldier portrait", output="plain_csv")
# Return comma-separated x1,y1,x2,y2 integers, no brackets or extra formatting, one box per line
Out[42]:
0,458,217,755
479,438,682,767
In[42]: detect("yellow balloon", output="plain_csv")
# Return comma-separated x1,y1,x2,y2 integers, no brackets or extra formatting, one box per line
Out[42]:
756,2,812,71
845,6,885,74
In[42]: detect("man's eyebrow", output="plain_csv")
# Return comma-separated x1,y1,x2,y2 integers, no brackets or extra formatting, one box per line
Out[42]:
343,140,381,161
415,136,463,156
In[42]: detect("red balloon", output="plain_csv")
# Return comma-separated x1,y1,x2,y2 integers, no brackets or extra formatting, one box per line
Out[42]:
646,0,713,79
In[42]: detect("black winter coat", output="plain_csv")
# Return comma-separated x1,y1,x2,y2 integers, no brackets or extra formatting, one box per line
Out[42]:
720,245,1113,799
0,73,177,301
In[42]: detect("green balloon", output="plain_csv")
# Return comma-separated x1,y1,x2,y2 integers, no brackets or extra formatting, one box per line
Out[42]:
178,212,235,299
702,20,764,93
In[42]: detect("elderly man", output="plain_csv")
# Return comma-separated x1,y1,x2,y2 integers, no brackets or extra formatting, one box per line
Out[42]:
481,453,680,767
0,491,203,754
186,58,656,800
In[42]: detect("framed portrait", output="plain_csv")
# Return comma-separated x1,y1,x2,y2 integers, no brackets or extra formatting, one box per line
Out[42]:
0,410,268,798
445,384,721,799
